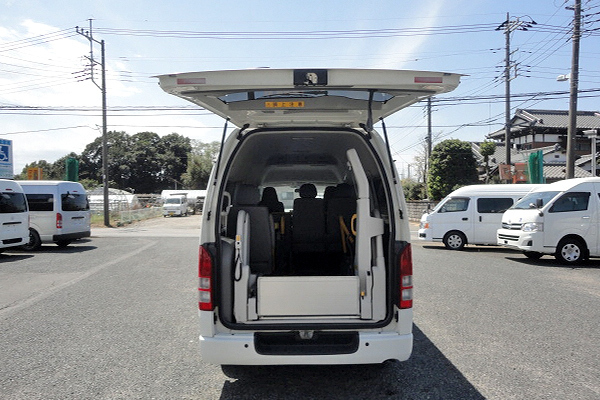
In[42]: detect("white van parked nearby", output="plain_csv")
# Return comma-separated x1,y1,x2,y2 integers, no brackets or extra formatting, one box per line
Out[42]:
158,68,461,365
497,177,600,264
419,184,543,250
0,179,29,252
18,180,91,251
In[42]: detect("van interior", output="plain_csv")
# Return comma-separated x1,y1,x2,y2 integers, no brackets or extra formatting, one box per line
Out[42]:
215,128,394,326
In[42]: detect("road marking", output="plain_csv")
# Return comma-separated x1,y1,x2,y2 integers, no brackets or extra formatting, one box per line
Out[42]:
0,239,156,319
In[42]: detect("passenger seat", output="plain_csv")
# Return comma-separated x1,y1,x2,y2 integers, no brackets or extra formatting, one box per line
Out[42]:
292,183,325,253
227,184,274,274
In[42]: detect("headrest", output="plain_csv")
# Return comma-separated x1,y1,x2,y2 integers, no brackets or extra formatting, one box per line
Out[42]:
261,187,279,202
299,183,317,199
234,184,260,205
333,183,355,199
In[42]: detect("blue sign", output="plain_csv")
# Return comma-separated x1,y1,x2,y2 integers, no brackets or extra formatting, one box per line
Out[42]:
0,139,13,179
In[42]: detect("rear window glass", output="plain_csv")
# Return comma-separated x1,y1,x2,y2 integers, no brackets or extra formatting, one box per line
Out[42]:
25,193,54,211
0,192,28,213
477,197,514,213
61,193,90,211
218,90,394,104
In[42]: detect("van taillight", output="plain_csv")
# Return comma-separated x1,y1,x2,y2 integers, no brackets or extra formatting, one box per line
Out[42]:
56,213,63,229
399,244,413,309
198,245,214,311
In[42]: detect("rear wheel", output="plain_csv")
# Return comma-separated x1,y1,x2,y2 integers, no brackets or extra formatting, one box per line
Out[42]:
555,237,586,265
443,231,466,250
22,228,42,251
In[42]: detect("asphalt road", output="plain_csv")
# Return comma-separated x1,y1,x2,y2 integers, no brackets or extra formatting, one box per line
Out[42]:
0,215,598,399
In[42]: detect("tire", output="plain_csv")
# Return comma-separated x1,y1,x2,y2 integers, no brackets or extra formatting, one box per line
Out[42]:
56,240,72,248
523,251,543,260
443,231,466,250
21,228,42,251
555,237,586,265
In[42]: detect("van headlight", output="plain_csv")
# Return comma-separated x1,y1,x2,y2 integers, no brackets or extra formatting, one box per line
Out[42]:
522,222,543,232
420,221,429,230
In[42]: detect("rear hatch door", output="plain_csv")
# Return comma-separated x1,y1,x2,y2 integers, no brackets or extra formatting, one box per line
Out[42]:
157,68,461,128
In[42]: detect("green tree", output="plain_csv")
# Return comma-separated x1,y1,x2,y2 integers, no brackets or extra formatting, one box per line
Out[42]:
80,130,133,188
182,140,220,189
479,141,496,183
401,178,426,200
157,133,192,189
16,159,60,180
427,139,479,200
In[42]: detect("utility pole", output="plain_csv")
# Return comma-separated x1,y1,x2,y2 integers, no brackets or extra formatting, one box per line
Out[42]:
496,14,537,172
424,97,432,197
76,20,110,226
566,0,582,179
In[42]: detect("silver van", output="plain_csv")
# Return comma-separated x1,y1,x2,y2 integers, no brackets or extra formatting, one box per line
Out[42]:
18,180,91,250
158,68,461,365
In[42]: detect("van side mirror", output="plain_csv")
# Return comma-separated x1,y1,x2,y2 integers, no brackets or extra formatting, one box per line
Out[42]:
535,198,543,208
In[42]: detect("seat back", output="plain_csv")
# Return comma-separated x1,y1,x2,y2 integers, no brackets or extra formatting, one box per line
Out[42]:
227,184,274,274
292,183,325,253
326,183,357,253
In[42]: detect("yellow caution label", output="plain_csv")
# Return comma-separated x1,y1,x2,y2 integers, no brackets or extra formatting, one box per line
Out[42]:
265,101,305,108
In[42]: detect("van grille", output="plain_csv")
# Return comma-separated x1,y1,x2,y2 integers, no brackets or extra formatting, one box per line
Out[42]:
498,233,519,241
254,331,359,356
502,222,523,230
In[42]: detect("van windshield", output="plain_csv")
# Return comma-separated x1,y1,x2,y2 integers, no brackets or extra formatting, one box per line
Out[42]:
61,193,90,211
511,191,559,209
0,192,28,213
165,198,183,204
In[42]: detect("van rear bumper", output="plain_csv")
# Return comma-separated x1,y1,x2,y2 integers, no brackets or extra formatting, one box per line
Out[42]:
199,331,413,365
52,231,91,242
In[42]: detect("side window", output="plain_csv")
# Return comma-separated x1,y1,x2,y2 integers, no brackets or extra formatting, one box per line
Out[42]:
477,197,514,213
439,197,469,213
26,194,54,211
549,192,590,213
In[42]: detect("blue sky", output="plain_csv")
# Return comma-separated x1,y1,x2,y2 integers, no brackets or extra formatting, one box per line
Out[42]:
1,0,599,178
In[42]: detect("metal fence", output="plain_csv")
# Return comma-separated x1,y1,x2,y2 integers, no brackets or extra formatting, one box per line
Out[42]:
93,206,163,226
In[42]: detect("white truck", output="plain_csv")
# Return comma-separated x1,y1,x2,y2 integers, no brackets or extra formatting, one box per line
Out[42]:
497,177,600,264
162,193,188,217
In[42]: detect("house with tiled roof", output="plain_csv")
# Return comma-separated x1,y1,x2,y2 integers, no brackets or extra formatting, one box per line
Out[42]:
482,109,599,181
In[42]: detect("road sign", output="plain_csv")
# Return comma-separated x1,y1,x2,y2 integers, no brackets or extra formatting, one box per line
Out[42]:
0,139,13,179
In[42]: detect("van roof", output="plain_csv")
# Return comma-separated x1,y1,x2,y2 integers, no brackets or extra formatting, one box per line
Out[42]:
17,180,85,187
157,68,461,128
447,184,545,197
533,177,600,192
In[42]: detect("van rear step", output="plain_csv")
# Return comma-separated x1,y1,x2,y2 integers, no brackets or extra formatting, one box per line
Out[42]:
255,331,359,356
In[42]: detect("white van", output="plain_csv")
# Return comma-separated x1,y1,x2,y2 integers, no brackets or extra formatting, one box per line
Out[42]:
18,180,91,250
158,68,461,365
498,177,600,264
163,193,188,217
419,184,543,250
0,179,29,252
